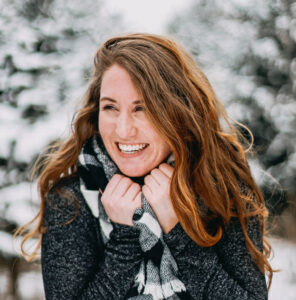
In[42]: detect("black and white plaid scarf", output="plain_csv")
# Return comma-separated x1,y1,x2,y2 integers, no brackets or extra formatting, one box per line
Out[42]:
77,136,188,300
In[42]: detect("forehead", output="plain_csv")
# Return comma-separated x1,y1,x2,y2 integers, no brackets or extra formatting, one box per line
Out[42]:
100,64,141,104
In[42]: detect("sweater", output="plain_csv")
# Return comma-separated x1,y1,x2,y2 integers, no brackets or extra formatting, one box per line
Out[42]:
41,176,268,300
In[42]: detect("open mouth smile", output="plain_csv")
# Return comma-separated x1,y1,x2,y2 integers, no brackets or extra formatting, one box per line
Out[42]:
117,143,149,154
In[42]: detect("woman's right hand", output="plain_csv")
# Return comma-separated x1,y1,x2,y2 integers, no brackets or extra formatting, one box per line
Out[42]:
101,174,142,226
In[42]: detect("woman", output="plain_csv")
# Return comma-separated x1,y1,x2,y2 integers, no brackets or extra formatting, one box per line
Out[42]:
18,33,272,299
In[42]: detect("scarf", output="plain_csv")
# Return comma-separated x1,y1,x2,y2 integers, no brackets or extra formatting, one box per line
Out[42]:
78,136,188,300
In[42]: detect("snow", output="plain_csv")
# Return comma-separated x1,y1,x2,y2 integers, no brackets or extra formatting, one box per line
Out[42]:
235,78,256,98
104,0,194,34
276,15,291,30
252,38,279,58
269,238,296,300
0,230,40,258
248,159,266,186
9,73,33,89
13,108,72,162
0,231,17,256
0,103,21,123
291,21,296,42
227,102,252,121
11,50,53,71
17,271,44,300
271,102,296,133
291,59,296,75
0,229,39,258
289,153,296,169
0,125,20,158
253,87,275,110
0,182,39,227
0,182,38,204
266,135,291,157
10,27,38,52
17,85,57,107
0,269,9,295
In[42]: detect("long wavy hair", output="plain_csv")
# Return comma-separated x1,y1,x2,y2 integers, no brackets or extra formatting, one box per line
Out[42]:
16,33,273,287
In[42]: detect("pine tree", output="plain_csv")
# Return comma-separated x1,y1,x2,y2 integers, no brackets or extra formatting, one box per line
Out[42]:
168,0,295,215
234,0,296,202
0,0,124,298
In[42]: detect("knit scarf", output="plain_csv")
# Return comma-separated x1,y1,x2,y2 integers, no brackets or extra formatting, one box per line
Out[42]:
77,136,188,300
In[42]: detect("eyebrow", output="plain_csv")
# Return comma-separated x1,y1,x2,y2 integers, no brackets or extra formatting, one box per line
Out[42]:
100,97,143,105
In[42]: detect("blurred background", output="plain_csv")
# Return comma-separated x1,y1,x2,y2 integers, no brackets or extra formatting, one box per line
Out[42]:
0,0,295,299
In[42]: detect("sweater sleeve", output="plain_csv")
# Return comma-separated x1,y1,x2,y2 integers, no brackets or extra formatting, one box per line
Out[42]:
41,177,142,300
163,218,268,300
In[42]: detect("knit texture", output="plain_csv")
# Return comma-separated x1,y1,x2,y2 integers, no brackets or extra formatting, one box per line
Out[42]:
41,169,268,299
77,136,187,299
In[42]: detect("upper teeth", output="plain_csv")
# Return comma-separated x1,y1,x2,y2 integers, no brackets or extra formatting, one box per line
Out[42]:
118,143,147,152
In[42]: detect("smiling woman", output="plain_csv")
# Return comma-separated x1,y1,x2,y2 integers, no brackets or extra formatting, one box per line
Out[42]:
99,64,171,177
17,33,273,299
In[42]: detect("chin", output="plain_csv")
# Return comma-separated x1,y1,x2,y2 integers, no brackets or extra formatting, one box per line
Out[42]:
119,166,150,178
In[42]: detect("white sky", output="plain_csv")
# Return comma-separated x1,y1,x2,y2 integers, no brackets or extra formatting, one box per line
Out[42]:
104,0,193,33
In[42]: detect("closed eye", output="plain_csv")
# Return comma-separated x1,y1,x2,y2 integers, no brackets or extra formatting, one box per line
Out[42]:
101,105,117,111
134,106,145,112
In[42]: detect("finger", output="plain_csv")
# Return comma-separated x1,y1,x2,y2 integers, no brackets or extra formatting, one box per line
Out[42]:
151,168,171,186
114,177,133,197
142,184,152,200
104,174,123,195
144,174,160,189
123,182,141,201
133,192,142,209
159,163,174,178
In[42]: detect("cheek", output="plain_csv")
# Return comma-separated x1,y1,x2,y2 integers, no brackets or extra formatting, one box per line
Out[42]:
98,117,104,136
145,126,171,154
99,116,112,140
159,142,172,157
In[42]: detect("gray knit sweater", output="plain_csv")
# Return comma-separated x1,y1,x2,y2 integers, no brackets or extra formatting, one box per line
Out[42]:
41,176,268,300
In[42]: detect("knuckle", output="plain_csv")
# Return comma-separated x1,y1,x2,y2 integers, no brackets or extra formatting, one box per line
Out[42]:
132,182,140,190
122,177,132,184
101,193,106,202
142,186,147,195
151,169,158,176
112,174,122,181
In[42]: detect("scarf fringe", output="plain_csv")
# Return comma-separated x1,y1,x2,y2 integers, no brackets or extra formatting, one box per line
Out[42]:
162,279,187,298
143,284,165,300
135,262,145,292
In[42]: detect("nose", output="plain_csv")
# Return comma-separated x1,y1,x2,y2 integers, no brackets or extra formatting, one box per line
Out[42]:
115,112,137,139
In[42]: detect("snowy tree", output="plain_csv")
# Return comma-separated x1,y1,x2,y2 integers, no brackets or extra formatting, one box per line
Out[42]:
168,0,295,216
0,0,124,298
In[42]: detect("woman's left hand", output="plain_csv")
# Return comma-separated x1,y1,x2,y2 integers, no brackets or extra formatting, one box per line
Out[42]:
142,163,178,234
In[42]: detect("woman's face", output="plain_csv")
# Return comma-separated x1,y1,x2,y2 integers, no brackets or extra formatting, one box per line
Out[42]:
99,64,171,177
